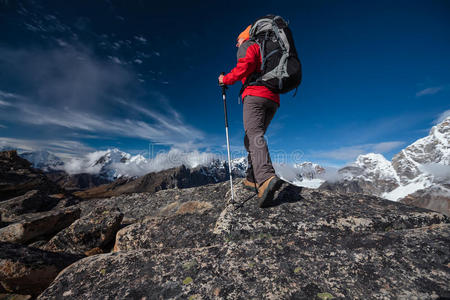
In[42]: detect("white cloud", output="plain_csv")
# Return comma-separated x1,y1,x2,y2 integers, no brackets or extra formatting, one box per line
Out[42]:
63,150,111,174
372,141,404,153
0,90,22,99
421,163,450,181
312,141,404,161
56,39,68,47
0,100,11,106
112,148,217,177
0,43,208,150
0,91,24,106
108,56,123,64
434,109,450,124
416,86,445,97
112,98,205,145
15,103,204,146
0,137,34,151
1,93,206,149
134,59,143,64
0,137,94,158
134,36,147,43
0,45,132,111
61,147,218,177
0,124,7,128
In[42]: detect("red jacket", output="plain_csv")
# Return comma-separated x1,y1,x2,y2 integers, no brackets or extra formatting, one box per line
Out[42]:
222,41,280,105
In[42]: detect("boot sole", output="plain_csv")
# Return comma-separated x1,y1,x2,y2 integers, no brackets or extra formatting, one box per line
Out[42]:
243,183,257,192
258,177,283,208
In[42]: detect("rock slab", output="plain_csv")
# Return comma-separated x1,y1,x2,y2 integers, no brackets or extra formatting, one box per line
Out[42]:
38,179,450,299
38,224,450,299
41,207,123,255
0,242,81,296
0,151,62,201
0,190,59,221
0,208,80,244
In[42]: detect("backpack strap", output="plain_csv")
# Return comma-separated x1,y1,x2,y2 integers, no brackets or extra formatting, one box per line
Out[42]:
239,71,262,96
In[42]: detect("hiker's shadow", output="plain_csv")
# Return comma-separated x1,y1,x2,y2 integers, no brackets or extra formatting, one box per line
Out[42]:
265,182,304,208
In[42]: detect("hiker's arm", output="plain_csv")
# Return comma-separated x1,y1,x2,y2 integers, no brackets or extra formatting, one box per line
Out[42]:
222,44,258,85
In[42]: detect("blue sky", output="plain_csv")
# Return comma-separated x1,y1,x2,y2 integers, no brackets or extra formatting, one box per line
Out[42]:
0,0,449,167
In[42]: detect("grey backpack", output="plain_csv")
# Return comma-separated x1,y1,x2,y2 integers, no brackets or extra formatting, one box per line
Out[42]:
243,15,302,95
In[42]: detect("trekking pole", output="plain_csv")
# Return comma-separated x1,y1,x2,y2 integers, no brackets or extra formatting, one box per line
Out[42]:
219,72,235,203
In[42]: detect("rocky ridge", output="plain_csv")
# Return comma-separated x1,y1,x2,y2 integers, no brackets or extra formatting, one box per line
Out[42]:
39,180,449,299
74,159,246,199
1,149,449,299
0,150,63,202
0,151,124,298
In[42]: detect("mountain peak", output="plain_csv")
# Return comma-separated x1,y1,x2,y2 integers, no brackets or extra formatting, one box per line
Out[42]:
355,153,390,166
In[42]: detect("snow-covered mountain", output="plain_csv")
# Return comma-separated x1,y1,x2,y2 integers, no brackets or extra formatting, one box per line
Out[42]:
8,116,448,208
392,118,449,184
13,145,327,189
321,117,450,214
385,116,450,201
274,162,327,188
196,156,247,182
294,162,326,180
19,150,65,172
14,147,247,182
333,153,400,196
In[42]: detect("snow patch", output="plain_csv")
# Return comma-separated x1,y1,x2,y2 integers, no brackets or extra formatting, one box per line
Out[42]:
382,174,433,201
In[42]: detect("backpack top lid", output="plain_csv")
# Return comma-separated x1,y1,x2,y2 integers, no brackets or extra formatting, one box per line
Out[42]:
249,15,289,38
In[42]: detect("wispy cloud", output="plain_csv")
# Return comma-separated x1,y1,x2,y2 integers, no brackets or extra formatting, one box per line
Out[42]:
0,90,23,106
134,35,147,43
0,44,132,110
416,86,445,97
0,100,12,107
0,137,94,158
4,99,205,148
0,90,22,99
311,141,404,161
371,141,404,152
114,98,204,141
0,39,208,151
434,109,450,124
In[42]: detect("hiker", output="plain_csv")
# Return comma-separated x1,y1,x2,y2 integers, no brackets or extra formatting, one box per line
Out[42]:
218,24,284,207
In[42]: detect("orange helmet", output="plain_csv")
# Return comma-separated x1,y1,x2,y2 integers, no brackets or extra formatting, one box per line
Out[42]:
237,25,251,41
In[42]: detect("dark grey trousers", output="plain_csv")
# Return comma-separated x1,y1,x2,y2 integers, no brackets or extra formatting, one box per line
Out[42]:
243,95,278,185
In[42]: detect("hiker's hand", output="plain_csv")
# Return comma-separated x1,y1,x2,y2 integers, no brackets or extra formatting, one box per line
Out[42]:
218,74,224,85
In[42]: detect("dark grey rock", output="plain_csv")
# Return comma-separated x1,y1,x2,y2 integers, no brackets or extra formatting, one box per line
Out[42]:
0,208,80,244
74,163,240,199
76,181,230,222
38,179,450,299
0,242,81,296
114,201,217,251
28,240,48,249
215,182,448,238
319,179,365,195
41,207,123,255
400,187,450,217
0,293,32,300
38,224,450,299
0,191,59,221
0,151,62,201
45,170,111,192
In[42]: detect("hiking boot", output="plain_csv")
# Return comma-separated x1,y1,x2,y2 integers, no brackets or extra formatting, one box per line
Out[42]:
257,176,283,208
242,178,257,192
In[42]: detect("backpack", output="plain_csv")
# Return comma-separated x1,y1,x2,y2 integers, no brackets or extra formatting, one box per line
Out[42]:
242,15,302,95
